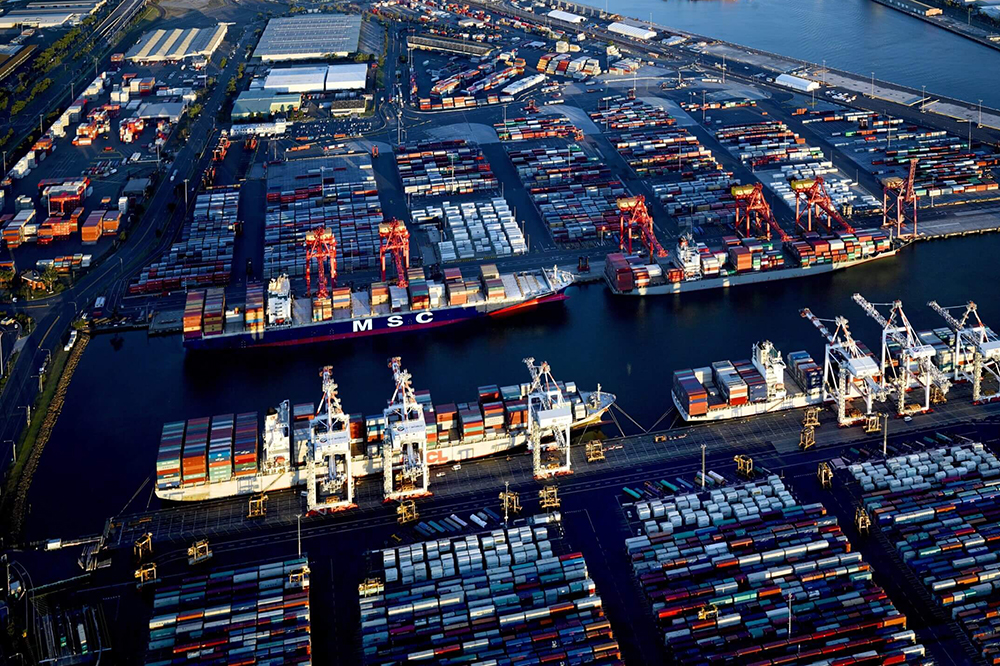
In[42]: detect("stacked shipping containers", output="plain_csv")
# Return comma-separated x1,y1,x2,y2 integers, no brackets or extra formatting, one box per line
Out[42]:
182,291,205,340
626,477,931,664
145,557,311,665
181,417,209,486
850,443,1000,663
234,412,258,477
130,187,238,294
245,282,265,335
494,116,581,142
208,414,234,484
359,518,622,665
715,121,823,169
156,421,184,491
395,140,497,198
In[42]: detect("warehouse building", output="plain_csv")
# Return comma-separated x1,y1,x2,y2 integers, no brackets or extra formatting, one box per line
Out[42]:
262,63,368,93
547,9,584,24
253,14,361,62
775,73,820,93
608,21,657,41
125,25,228,63
0,0,106,28
137,101,186,122
233,90,302,120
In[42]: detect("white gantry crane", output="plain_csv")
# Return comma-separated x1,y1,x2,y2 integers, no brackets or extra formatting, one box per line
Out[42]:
800,308,887,427
382,356,430,501
928,300,1000,403
523,357,574,479
306,365,355,512
853,293,950,415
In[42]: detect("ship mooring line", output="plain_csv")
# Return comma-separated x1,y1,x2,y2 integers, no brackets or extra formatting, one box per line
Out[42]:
645,406,675,433
613,403,645,433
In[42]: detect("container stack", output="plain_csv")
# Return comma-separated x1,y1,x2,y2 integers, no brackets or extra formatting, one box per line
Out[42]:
412,198,526,262
508,144,627,243
850,443,1000,662
145,558,311,665
464,65,523,95
244,282,265,335
208,414,234,484
233,412,258,477
589,98,676,130
626,476,930,664
784,229,891,267
715,121,822,169
494,116,581,142
395,140,497,199
672,369,708,416
81,211,104,245
130,187,238,294
182,291,205,340
416,94,514,112
181,417,209,486
156,421,184,491
787,351,822,393
201,287,225,336
712,361,748,405
654,176,738,230
459,405,484,441
359,518,622,665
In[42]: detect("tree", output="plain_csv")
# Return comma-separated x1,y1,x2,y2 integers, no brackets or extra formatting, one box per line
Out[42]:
41,266,58,292
219,57,228,69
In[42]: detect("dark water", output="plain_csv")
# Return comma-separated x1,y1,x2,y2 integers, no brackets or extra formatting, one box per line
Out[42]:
580,0,1000,108
29,234,1000,539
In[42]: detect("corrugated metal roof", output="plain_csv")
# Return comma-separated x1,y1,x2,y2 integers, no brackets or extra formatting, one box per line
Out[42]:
253,14,361,61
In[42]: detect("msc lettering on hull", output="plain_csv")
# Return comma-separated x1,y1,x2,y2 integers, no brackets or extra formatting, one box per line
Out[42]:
355,312,435,332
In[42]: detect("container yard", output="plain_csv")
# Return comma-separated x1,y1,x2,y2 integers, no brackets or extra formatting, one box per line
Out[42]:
129,187,238,295
715,120,825,169
508,143,629,244
494,116,584,142
807,109,1000,202
411,198,527,262
264,153,383,277
624,475,933,664
395,140,498,199
849,441,1000,663
359,514,624,665
144,557,312,665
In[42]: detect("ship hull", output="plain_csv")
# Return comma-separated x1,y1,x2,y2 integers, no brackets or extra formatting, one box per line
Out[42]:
612,250,897,296
673,390,826,422
183,292,569,350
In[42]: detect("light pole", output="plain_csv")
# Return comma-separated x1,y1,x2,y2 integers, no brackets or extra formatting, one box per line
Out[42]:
979,99,983,127
4,440,13,463
920,85,925,113
2,151,6,173
297,514,302,557
882,413,889,457
870,72,874,98
822,59,826,86
700,443,706,489
183,178,190,209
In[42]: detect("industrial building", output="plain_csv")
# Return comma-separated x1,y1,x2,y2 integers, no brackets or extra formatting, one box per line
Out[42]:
608,21,657,40
232,90,302,120
136,102,186,122
125,25,228,63
775,73,820,93
253,14,361,62
0,0,105,28
406,34,495,57
263,63,368,93
547,9,584,24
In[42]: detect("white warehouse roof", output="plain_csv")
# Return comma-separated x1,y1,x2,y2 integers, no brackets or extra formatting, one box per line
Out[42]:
254,14,361,62
608,22,657,40
547,9,584,24
126,25,228,62
325,63,367,90
264,65,328,93
775,73,819,93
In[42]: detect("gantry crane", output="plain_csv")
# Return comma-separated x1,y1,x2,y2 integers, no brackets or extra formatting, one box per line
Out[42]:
801,308,887,427
731,183,791,242
928,300,1000,403
883,158,918,239
791,177,855,235
617,196,667,262
524,357,573,479
382,357,429,501
379,219,411,287
853,294,950,415
307,365,355,512
305,226,337,298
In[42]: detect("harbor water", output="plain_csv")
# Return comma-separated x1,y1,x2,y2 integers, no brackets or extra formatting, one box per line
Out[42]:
580,0,1000,110
28,232,1000,541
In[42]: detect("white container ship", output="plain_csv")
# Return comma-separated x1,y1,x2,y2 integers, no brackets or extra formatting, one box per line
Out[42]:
155,358,614,511
672,341,825,422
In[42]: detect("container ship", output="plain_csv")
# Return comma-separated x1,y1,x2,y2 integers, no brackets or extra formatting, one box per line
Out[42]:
182,263,574,350
154,360,615,509
607,229,896,295
672,340,826,422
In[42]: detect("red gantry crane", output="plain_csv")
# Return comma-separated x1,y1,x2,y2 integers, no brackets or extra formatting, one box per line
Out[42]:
731,183,791,242
791,177,856,235
305,226,337,298
617,196,667,262
379,218,411,287
883,158,918,239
